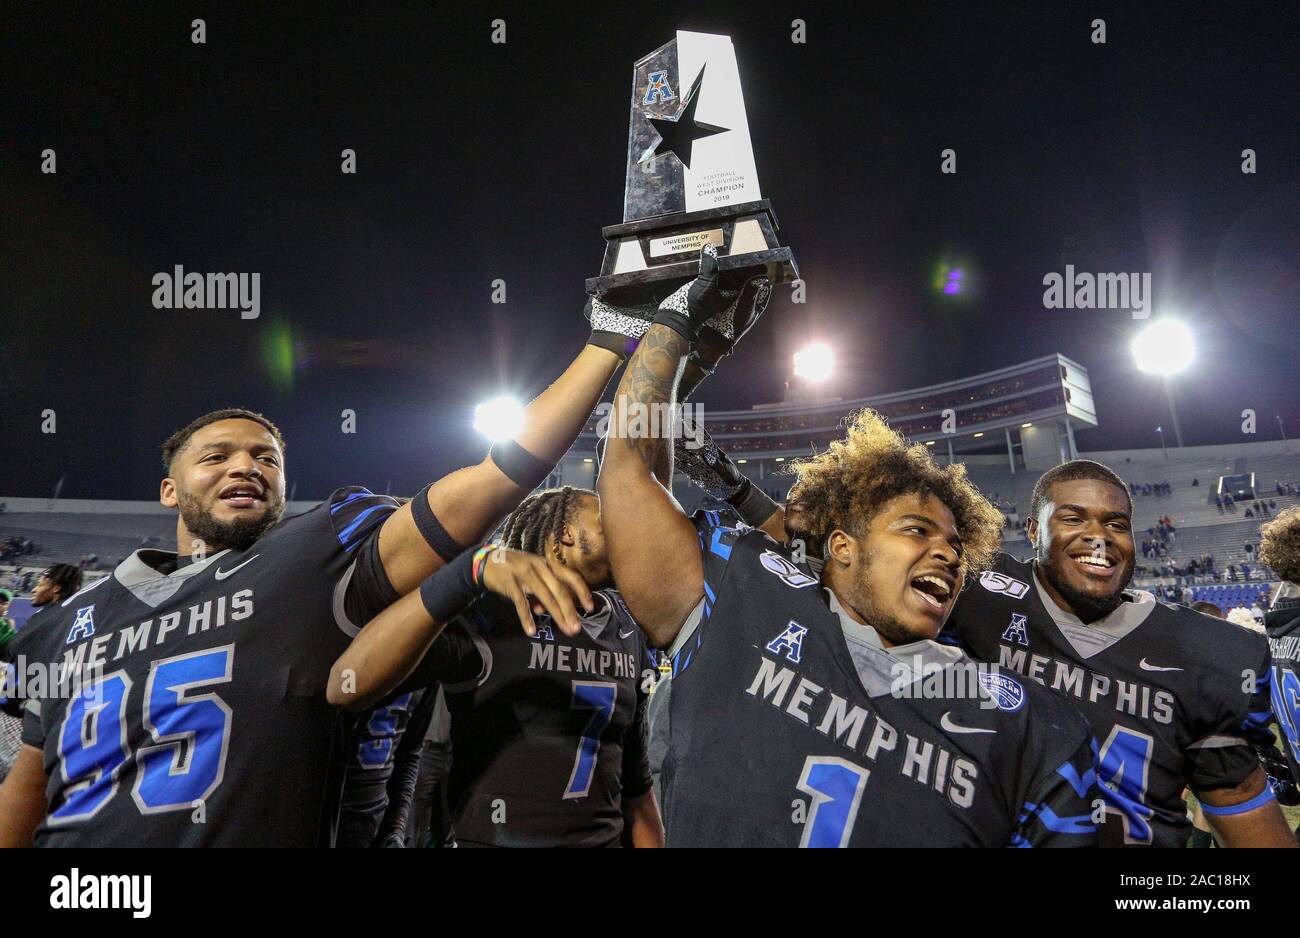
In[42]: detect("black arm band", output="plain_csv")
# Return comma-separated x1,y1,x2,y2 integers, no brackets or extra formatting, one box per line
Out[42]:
418,547,483,625
411,483,468,563
587,330,638,360
728,478,781,528
489,439,554,490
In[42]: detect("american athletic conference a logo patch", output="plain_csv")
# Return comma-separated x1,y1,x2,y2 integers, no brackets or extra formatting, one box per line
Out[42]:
976,671,1026,712
643,71,675,105
66,605,95,644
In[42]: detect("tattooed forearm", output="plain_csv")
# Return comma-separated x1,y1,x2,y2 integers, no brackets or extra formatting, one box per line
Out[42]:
613,323,689,479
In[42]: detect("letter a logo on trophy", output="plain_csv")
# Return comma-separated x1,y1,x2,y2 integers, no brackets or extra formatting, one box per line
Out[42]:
587,31,798,305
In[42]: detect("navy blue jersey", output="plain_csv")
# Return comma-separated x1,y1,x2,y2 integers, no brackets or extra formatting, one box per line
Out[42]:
1265,591,1300,790
418,589,656,847
942,553,1276,847
659,513,1099,847
337,687,436,848
12,487,401,847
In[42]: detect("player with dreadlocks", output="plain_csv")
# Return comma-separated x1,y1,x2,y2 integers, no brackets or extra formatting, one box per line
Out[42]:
330,486,663,846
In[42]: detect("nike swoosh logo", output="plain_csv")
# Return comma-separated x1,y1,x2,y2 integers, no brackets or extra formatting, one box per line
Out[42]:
618,628,637,639
214,554,260,581
1139,658,1183,672
940,712,997,735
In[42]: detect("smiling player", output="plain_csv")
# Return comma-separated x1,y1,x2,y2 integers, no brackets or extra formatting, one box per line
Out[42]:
0,310,644,847
941,460,1295,847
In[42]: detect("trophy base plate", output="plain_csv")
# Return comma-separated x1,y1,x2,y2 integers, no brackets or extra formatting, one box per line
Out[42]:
586,199,798,307
585,248,796,304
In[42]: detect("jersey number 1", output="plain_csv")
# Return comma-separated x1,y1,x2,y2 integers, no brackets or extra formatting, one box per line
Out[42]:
797,756,869,848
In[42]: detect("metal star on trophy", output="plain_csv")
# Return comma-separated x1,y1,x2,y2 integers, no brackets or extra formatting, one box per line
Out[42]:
586,31,798,304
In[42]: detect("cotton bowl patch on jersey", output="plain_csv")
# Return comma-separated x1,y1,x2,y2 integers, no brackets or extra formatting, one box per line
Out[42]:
976,671,1026,712
758,550,818,589
979,569,1030,599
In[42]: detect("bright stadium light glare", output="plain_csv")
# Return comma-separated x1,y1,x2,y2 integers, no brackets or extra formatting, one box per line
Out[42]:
473,395,525,441
793,342,833,382
1132,320,1194,375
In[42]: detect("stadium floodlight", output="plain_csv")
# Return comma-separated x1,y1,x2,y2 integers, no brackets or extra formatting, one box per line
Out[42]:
1131,319,1194,375
793,342,833,383
473,395,525,441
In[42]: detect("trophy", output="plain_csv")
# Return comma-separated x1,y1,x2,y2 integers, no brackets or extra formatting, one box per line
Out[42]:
587,31,798,304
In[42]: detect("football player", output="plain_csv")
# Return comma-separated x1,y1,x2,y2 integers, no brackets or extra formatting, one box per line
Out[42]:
1259,507,1300,811
940,460,1296,847
329,487,663,847
596,247,1100,847
0,313,645,847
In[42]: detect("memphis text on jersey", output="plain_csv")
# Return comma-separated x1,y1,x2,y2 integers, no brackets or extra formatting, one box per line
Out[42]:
998,643,1175,725
745,655,978,808
14,590,255,705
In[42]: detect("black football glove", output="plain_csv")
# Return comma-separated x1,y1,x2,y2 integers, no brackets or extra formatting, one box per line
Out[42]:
674,427,779,528
653,243,770,345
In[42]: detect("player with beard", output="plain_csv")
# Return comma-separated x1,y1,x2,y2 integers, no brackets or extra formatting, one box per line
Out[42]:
940,459,1295,847
594,249,1100,847
329,487,663,847
0,313,648,847
1259,508,1300,810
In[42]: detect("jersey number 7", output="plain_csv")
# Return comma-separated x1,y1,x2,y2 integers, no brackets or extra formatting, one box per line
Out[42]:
563,681,617,800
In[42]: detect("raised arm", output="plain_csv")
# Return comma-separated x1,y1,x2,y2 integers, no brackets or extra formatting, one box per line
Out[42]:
376,340,626,596
598,324,703,648
599,247,770,648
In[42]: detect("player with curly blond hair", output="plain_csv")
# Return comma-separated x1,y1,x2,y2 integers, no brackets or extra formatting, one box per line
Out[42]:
597,253,1101,846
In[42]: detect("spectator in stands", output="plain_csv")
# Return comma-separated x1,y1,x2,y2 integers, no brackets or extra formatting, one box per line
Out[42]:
1215,494,1224,512
1246,508,1254,519
1245,542,1254,558
1191,601,1223,618
0,590,15,662
30,564,84,610
1192,478,1198,487
1228,564,1238,582
1270,498,1278,512
1242,562,1252,580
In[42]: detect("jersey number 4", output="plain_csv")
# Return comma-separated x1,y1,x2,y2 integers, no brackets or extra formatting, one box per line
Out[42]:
50,645,234,823
1272,665,1300,763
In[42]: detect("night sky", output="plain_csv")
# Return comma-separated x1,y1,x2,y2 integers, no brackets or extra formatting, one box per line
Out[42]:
3,1,1297,500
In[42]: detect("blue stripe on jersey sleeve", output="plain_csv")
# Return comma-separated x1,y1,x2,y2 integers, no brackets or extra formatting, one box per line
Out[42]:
338,504,395,552
328,488,400,553
330,489,372,515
